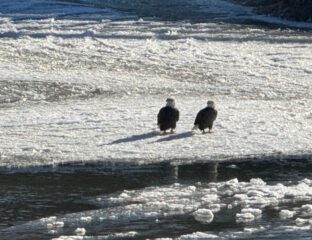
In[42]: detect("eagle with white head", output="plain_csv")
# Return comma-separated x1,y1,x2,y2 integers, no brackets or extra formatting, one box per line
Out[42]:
193,100,218,134
157,98,180,134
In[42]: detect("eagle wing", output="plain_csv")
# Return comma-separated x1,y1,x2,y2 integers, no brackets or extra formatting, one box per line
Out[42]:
157,107,165,125
213,109,218,121
194,109,205,125
174,108,180,122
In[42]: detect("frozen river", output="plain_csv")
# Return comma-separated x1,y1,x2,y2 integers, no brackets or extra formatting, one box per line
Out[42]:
0,0,312,238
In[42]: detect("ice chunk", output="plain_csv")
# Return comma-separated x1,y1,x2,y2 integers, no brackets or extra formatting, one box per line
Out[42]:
301,204,312,217
236,213,255,223
187,186,196,192
74,227,86,236
208,204,221,213
46,223,54,229
241,208,262,218
300,179,312,186
192,209,214,224
179,231,219,239
295,218,309,226
249,178,266,186
55,221,64,228
279,210,295,219
80,216,92,223
41,216,57,223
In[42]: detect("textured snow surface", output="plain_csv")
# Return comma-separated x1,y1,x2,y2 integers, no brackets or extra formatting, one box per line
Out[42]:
0,97,312,169
1,0,312,239
0,0,312,170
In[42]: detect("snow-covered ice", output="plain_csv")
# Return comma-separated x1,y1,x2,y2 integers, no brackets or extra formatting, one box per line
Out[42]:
0,97,312,170
1,0,312,239
0,0,311,171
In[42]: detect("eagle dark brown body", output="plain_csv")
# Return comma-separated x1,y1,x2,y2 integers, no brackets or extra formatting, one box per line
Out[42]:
194,101,217,133
157,98,179,133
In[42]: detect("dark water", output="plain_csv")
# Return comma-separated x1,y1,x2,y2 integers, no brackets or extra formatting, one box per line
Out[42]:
1,159,312,239
55,0,312,29
66,0,237,22
1,0,292,27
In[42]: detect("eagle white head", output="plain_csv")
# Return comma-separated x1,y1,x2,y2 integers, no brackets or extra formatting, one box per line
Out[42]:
207,100,215,108
166,97,176,108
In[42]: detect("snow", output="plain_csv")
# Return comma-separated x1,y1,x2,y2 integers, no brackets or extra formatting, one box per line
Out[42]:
0,97,311,170
1,0,312,238
0,1,311,172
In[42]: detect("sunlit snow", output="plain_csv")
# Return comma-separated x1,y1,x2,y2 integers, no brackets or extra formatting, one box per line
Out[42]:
0,8,312,169
1,0,312,238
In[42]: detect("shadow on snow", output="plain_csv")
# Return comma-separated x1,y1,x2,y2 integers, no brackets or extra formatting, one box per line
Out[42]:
106,131,159,145
105,130,195,145
154,131,193,143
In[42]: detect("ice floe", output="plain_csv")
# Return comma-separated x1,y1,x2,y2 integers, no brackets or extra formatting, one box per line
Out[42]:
280,209,296,219
192,208,214,224
4,177,312,238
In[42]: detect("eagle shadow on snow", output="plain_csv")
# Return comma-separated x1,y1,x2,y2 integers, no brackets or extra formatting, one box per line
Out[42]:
154,131,193,143
107,131,159,145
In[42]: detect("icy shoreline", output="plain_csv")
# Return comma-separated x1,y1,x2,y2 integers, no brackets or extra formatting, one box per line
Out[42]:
0,96,312,170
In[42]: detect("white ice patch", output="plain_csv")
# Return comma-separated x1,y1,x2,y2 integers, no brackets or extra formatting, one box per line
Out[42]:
279,210,296,219
74,228,86,236
192,209,214,224
241,208,262,218
178,232,219,239
301,204,312,217
0,0,312,169
236,212,255,223
0,97,312,170
295,218,310,226
53,231,138,240
80,216,92,223
53,237,84,240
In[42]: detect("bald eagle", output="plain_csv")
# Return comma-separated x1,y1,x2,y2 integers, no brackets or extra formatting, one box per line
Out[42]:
157,98,179,134
193,101,217,134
